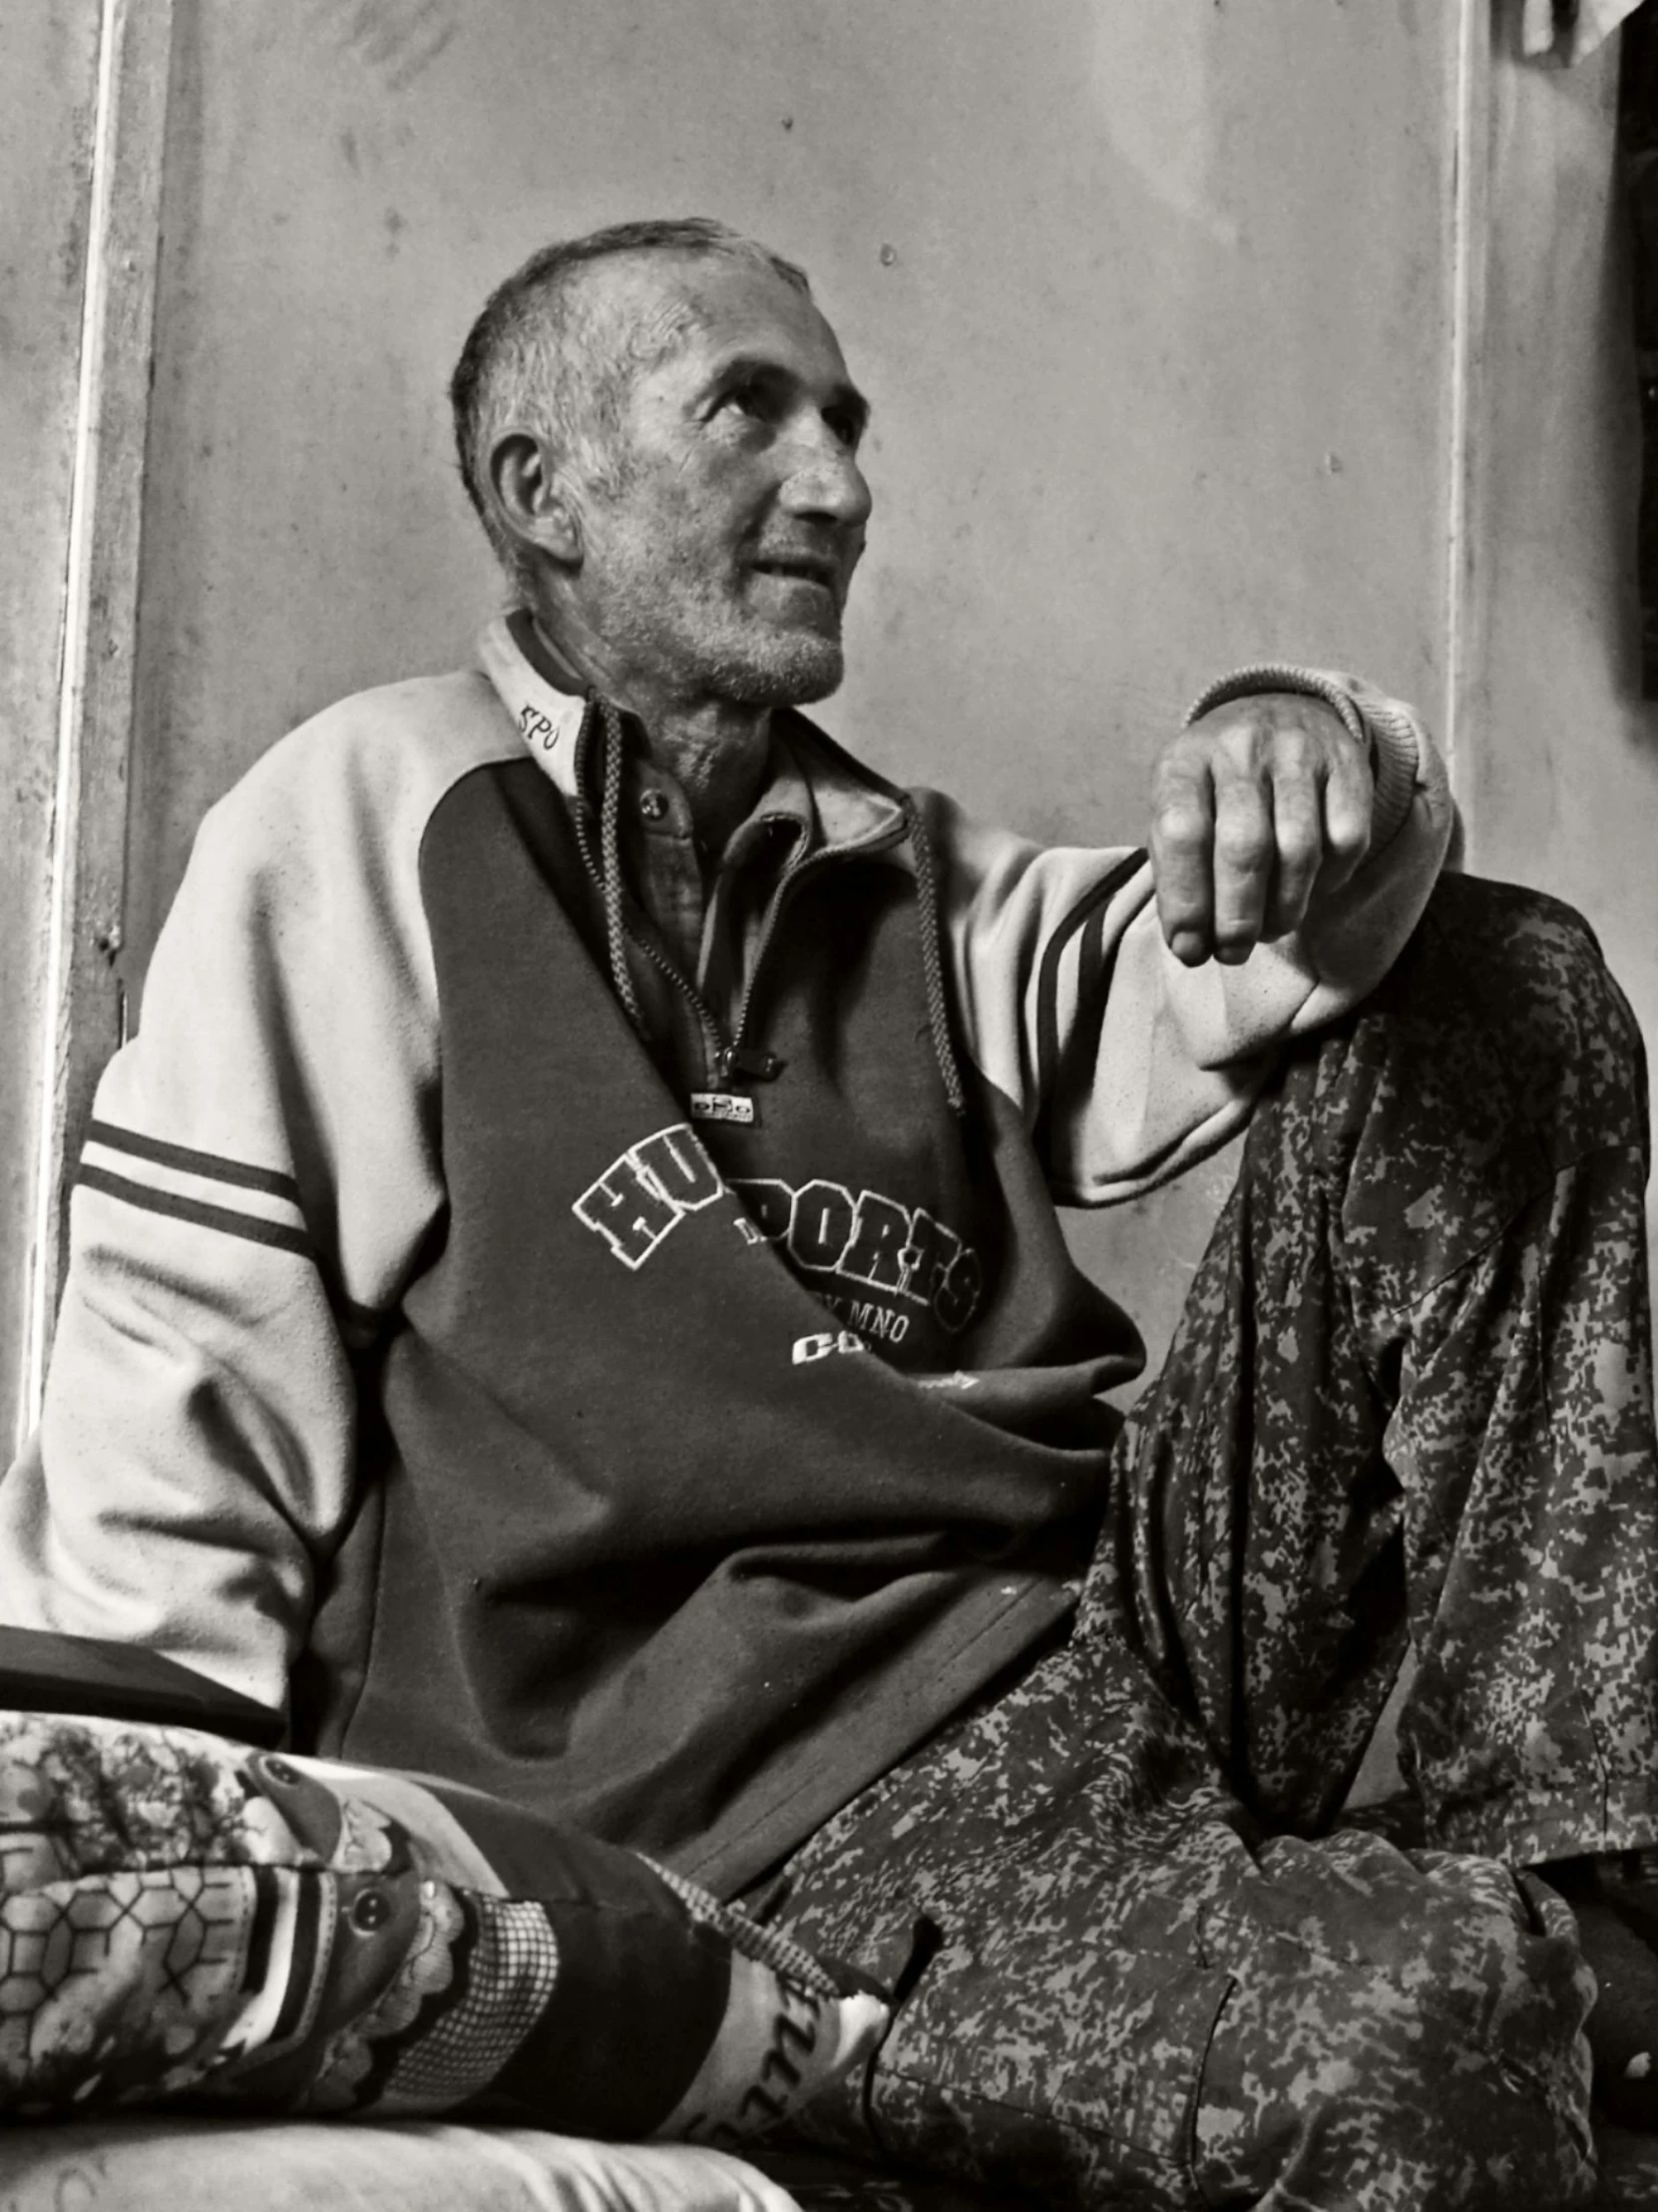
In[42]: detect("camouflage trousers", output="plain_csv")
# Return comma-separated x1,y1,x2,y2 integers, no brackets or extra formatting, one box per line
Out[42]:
764,876,1658,2211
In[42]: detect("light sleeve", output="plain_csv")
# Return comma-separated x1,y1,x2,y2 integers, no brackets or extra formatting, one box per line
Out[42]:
932,670,1454,1204
0,680,488,1710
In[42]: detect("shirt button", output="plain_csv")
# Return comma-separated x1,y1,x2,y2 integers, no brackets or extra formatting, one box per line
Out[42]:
639,789,667,822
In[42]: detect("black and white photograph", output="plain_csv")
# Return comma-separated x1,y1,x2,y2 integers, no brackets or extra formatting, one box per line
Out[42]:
2,3,1658,2206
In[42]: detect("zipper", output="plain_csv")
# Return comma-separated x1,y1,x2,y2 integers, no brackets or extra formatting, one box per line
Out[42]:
716,806,907,1077
570,704,908,1091
721,838,838,1075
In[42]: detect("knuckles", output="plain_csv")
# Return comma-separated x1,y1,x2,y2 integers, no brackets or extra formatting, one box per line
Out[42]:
1213,823,1274,871
1325,815,1372,862
1148,694,1377,954
1150,805,1212,852
1273,823,1323,873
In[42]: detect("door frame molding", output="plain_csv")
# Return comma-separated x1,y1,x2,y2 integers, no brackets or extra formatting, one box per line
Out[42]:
19,0,175,1438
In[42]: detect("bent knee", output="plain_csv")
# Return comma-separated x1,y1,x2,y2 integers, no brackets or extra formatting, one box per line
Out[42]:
1195,1854,1597,2209
1418,873,1648,1169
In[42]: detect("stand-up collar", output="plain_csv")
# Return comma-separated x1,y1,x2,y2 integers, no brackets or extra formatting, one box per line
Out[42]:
474,612,908,857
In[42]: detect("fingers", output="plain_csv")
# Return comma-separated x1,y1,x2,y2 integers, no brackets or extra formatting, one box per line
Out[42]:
1147,694,1375,965
1150,727,1278,967
1210,766,1275,962
1319,729,1373,893
1263,759,1325,941
1148,751,1215,966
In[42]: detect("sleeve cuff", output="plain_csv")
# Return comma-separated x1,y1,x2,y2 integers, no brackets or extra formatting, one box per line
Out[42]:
1184,662,1423,852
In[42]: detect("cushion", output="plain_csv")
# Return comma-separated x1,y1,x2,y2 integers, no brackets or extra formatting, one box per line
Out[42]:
0,2116,805,2211
0,1712,886,2144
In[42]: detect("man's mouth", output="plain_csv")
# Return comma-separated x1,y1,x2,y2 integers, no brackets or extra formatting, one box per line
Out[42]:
749,553,841,595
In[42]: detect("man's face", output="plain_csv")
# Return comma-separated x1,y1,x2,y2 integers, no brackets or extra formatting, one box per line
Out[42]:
567,254,873,711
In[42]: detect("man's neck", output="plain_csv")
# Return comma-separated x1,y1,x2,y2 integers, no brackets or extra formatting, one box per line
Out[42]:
529,613,772,851
633,702,774,853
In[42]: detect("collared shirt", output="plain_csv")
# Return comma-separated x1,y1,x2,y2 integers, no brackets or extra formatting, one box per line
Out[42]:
516,614,824,1031
614,727,818,1027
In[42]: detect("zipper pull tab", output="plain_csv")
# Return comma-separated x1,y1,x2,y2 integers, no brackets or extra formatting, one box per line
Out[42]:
715,1044,782,1085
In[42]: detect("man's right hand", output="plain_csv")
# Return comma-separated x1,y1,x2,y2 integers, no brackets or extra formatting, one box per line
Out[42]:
1148,690,1374,968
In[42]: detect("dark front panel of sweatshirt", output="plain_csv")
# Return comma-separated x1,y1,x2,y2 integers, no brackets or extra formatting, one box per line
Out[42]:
321,758,1138,1893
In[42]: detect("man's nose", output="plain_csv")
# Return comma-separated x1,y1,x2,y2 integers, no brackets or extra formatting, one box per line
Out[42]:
780,422,873,530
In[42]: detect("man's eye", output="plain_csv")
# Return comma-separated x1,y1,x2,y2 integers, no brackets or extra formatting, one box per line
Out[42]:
718,383,764,419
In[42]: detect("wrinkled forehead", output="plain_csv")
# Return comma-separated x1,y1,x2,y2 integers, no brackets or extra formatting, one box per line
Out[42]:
581,248,851,394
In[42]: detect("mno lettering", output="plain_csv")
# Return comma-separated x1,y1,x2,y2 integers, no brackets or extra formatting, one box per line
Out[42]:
823,1294,910,1345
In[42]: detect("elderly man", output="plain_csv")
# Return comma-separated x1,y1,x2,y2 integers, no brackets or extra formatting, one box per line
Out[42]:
3,217,1656,2206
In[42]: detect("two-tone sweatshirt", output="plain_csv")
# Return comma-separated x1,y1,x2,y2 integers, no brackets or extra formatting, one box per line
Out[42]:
0,618,1453,1895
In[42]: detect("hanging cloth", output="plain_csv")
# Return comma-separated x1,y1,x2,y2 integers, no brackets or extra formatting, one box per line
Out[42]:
1621,8,1658,692
1522,0,1644,64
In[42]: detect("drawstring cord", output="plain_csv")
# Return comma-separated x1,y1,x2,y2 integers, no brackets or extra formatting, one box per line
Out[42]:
902,792,968,1117
596,694,647,1040
573,693,649,1044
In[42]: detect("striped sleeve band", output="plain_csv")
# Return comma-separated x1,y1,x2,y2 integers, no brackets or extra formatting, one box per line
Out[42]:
76,1120,312,1260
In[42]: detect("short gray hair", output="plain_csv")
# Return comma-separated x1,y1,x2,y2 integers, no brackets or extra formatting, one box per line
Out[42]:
450,218,812,592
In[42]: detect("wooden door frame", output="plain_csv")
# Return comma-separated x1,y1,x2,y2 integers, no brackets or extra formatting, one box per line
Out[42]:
1445,0,1495,807
17,0,175,1440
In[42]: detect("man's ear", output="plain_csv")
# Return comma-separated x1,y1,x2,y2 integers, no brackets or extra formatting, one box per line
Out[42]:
489,432,583,568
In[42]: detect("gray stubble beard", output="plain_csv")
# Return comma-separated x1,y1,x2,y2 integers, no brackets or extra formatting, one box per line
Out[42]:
704,630,846,707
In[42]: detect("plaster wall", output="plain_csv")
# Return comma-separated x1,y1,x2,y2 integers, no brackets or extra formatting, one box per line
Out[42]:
1464,36,1658,1208
122,0,1464,1378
